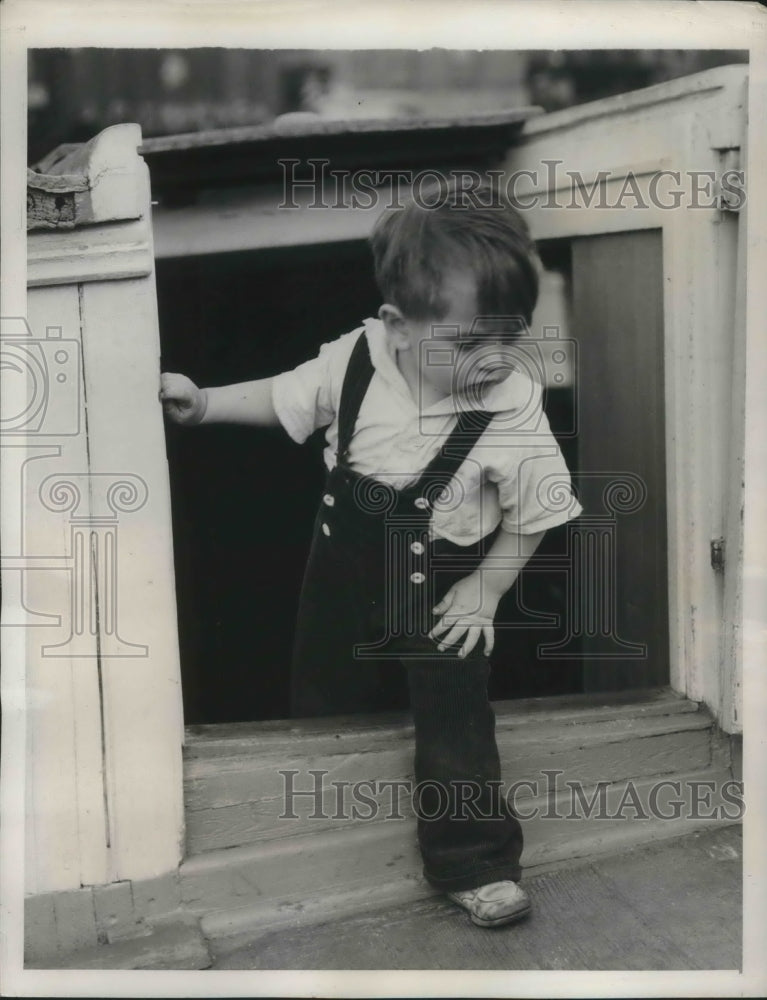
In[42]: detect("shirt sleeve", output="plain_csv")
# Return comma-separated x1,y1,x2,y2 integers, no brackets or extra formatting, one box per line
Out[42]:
270,327,363,444
486,402,583,535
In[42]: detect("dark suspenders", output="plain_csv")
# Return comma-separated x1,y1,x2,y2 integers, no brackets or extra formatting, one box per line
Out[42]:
337,331,376,464
336,329,494,489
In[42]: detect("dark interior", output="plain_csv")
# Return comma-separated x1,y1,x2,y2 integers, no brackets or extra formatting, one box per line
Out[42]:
157,239,582,724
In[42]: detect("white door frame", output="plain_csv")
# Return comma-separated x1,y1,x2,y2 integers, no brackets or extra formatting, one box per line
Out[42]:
504,64,748,731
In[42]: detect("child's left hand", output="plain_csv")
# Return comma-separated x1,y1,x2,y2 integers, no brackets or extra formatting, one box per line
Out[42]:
429,571,502,659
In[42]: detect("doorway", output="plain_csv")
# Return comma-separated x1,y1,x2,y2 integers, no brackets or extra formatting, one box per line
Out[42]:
157,232,667,724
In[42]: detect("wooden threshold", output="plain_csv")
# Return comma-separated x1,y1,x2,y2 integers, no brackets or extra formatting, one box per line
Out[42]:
179,687,737,945
184,686,694,756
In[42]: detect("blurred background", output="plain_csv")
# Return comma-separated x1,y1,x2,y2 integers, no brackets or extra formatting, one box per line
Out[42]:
28,47,748,163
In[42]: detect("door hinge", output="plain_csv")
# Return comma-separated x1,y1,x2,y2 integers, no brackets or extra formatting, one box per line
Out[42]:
711,537,725,571
716,148,744,213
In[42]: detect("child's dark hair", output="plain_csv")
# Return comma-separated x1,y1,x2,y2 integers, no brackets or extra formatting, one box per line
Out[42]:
370,178,540,325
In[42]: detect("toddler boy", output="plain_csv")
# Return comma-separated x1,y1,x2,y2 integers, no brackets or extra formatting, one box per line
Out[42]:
161,179,582,927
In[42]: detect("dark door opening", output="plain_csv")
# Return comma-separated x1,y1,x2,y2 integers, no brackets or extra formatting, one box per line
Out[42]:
570,229,670,691
157,235,666,725
158,241,380,724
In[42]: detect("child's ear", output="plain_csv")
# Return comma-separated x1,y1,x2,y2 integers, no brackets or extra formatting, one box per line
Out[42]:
378,304,410,348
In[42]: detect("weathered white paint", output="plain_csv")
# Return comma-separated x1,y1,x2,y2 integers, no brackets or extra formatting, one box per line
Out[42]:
78,271,185,881
186,710,712,854
151,182,384,258
27,225,153,287
739,59,767,775
20,286,107,895
22,125,184,894
718,211,745,733
30,122,144,228
505,64,748,731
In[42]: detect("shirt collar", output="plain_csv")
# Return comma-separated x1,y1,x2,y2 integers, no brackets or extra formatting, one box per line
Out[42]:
361,316,538,416
362,317,415,406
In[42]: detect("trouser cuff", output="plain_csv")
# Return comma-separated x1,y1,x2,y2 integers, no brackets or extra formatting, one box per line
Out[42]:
423,862,524,893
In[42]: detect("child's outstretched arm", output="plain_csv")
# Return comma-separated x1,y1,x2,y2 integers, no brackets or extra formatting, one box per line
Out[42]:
429,527,545,659
160,372,281,427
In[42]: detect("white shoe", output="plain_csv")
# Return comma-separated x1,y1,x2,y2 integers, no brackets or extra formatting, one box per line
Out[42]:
447,880,531,927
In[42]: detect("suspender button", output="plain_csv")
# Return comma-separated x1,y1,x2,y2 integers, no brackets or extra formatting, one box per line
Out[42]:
414,497,429,510
410,572,425,584
410,541,425,555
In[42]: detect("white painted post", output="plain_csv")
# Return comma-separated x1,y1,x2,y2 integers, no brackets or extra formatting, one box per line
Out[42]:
19,124,184,892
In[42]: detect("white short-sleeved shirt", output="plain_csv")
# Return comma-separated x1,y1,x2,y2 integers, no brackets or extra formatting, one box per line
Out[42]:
272,318,583,545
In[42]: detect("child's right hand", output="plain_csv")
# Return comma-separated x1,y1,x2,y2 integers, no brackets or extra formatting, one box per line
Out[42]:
160,372,208,426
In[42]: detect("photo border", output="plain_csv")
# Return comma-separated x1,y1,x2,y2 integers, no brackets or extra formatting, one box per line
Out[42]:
2,1,766,996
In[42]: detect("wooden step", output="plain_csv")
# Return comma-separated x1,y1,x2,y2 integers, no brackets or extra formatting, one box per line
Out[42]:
178,689,738,945
183,688,710,855
182,760,738,944
185,687,697,759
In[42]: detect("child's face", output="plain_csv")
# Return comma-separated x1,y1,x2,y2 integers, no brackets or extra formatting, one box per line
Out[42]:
389,271,522,401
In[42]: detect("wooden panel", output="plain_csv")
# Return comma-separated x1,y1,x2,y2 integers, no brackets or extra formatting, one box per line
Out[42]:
22,284,107,892
22,125,185,892
27,221,153,286
79,271,185,882
571,230,669,691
